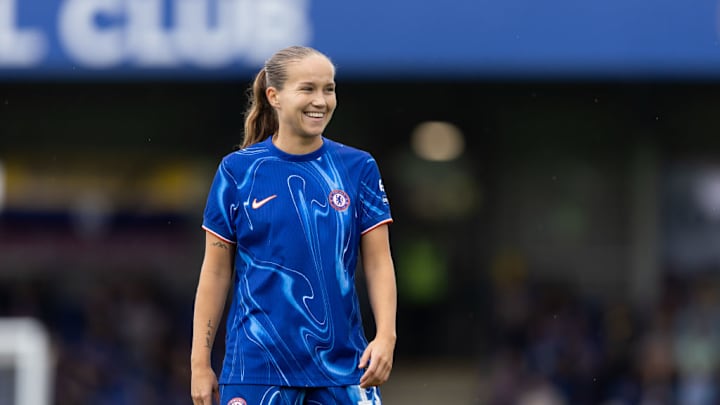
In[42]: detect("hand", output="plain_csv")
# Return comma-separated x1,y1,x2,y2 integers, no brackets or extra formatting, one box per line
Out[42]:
191,366,220,405
358,335,396,388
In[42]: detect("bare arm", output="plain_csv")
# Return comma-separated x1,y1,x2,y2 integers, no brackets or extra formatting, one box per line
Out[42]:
191,232,234,405
358,224,397,388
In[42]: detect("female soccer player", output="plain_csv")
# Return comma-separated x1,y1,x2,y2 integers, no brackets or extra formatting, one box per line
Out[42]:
190,46,397,405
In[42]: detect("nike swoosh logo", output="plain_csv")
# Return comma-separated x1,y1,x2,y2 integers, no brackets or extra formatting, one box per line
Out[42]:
251,195,277,209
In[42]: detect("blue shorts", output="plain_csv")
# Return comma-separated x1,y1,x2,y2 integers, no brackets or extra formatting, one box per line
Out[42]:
219,384,382,405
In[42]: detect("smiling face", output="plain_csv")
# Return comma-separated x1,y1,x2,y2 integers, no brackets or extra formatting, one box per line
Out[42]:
266,54,337,149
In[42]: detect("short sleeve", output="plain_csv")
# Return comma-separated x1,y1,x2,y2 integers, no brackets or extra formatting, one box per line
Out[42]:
202,159,239,244
358,156,393,234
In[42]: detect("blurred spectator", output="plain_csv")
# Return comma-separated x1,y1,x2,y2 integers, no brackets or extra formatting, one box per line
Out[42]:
4,262,720,404
0,277,193,404
672,276,720,405
482,264,720,405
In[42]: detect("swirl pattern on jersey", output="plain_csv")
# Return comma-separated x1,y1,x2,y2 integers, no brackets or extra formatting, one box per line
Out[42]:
203,138,391,386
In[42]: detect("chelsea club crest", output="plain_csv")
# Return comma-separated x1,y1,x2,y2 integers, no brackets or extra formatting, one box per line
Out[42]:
329,189,350,211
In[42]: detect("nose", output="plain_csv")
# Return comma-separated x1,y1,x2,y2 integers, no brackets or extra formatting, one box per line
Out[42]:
311,91,327,107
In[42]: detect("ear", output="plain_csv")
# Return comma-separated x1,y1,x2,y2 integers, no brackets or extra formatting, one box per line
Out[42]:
266,86,280,108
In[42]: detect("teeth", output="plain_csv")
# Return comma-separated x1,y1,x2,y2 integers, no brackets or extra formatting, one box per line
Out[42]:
305,112,324,118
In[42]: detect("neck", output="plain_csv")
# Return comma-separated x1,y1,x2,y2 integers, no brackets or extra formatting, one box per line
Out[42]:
272,132,323,155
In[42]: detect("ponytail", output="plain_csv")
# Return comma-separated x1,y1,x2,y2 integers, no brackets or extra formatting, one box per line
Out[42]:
241,68,277,148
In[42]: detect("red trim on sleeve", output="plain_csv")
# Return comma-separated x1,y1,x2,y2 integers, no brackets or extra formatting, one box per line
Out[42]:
361,218,393,235
202,225,237,244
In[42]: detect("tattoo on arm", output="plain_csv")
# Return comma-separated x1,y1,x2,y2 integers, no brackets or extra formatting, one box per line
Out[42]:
212,241,229,250
205,320,213,348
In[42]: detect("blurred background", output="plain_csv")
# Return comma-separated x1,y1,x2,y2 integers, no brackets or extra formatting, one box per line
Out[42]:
3,0,720,404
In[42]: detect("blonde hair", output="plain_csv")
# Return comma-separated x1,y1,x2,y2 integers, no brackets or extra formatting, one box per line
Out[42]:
241,46,331,148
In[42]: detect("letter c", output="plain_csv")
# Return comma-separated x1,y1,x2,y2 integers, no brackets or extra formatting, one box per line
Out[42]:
58,0,125,68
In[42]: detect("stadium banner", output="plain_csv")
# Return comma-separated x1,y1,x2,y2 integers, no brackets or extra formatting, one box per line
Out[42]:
1,0,720,80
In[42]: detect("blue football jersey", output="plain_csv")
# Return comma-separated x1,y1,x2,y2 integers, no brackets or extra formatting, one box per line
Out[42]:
202,137,392,387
